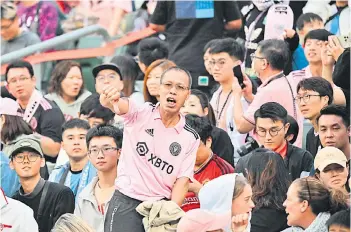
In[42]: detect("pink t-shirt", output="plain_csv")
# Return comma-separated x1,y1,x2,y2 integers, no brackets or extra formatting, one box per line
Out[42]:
243,72,304,147
115,101,200,202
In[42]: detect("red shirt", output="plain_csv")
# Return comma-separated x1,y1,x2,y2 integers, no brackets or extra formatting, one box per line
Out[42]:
274,141,288,158
181,154,234,212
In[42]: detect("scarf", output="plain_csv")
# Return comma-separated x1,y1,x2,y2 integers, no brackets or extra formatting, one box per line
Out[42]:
21,89,44,124
286,212,330,232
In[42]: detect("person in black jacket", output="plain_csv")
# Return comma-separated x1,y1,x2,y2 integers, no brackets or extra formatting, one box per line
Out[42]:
246,148,290,232
235,102,313,181
296,77,333,158
180,89,234,166
9,136,75,232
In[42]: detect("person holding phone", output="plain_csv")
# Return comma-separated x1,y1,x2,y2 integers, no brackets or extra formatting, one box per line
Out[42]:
232,39,304,148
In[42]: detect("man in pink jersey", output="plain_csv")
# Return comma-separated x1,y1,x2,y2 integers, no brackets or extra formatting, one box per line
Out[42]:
232,39,304,147
100,66,200,232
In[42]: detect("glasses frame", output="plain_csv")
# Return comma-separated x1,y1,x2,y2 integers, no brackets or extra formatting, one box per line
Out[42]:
13,152,41,163
88,146,119,157
294,94,321,104
161,82,189,92
256,125,285,138
250,53,266,60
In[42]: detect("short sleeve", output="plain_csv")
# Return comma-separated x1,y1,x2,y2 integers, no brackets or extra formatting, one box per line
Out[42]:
40,108,65,143
150,1,168,25
243,89,272,124
120,100,154,126
223,1,241,21
177,138,199,179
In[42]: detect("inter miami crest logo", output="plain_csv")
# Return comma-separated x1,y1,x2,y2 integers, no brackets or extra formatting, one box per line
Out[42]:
169,142,181,156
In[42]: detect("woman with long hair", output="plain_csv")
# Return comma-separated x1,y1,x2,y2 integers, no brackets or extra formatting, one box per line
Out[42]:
46,60,91,120
282,177,349,232
143,59,176,104
246,148,291,232
181,89,234,167
111,55,144,106
0,97,49,180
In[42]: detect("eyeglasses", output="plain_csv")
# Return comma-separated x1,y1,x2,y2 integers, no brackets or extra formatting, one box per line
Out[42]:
250,53,266,60
208,59,226,69
96,74,118,83
294,94,321,104
256,126,285,137
7,76,31,85
88,146,119,157
13,153,41,163
161,82,189,92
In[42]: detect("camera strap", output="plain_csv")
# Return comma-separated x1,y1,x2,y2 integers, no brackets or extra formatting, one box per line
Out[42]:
265,73,297,119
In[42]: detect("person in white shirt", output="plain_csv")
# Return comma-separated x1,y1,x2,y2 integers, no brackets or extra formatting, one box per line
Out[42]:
0,187,38,232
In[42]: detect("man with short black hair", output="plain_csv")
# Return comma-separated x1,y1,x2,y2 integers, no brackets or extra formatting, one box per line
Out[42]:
10,136,74,232
296,77,333,157
207,38,248,164
49,119,96,199
137,37,169,73
326,209,350,232
235,102,313,181
232,39,304,147
101,66,199,232
317,104,350,161
75,125,123,232
79,93,115,128
6,60,65,167
182,114,233,212
288,29,346,106
1,1,40,55
150,1,242,96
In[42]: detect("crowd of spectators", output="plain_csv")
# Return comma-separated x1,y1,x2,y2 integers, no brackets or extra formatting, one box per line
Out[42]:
1,0,350,232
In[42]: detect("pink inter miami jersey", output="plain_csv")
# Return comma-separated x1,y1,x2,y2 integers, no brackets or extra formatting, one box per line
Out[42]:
115,101,200,202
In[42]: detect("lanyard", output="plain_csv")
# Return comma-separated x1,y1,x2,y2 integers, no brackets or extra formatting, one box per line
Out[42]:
216,90,233,126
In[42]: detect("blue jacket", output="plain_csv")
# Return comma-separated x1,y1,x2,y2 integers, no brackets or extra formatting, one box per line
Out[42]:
0,152,20,197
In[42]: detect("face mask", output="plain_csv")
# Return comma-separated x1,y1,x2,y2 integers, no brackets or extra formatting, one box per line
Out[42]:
252,0,274,11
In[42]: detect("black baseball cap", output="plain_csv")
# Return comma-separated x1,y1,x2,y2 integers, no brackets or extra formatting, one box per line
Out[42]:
92,63,123,80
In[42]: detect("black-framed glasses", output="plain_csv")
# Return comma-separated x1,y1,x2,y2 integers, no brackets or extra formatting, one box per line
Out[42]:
161,82,189,92
13,153,41,163
250,53,266,60
88,146,119,157
294,94,321,104
256,126,285,137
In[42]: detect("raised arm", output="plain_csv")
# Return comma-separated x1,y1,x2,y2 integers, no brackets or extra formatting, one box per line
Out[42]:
100,86,130,115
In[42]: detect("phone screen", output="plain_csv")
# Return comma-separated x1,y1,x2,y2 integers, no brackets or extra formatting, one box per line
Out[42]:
233,65,246,89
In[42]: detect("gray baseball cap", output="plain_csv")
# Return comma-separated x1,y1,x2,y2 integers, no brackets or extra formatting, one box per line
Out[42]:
10,137,44,158
1,2,17,20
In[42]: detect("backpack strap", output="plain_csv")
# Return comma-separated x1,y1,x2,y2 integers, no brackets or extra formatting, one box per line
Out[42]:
37,181,49,221
59,165,70,185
